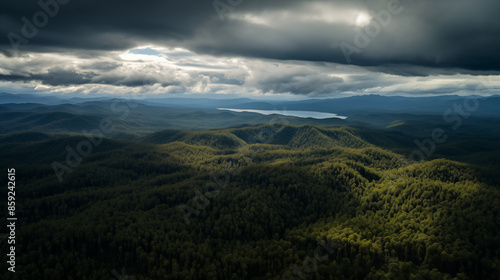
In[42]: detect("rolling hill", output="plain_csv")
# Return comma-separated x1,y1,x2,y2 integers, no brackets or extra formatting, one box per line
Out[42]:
1,123,499,280
1,94,500,279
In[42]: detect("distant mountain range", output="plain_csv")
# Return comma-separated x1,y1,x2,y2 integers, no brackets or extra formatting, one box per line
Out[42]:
231,94,500,117
1,92,499,142
2,92,499,119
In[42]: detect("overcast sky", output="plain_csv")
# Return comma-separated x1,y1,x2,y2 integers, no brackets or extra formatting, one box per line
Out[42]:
0,0,499,99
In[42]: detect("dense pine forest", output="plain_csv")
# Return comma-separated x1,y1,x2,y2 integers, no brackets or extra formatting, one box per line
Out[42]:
1,123,499,279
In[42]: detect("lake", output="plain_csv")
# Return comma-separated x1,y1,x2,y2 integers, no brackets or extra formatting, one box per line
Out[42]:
217,108,347,120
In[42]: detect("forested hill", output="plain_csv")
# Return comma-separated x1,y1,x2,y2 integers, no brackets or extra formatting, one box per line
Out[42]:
0,124,499,279
140,124,371,149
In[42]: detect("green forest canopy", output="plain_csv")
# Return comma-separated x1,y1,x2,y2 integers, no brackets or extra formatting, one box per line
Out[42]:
1,124,499,279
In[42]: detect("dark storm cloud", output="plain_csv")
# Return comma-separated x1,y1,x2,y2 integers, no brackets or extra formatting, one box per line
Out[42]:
250,67,345,95
0,68,94,86
1,0,499,73
78,61,121,71
34,68,95,86
0,0,213,55
92,75,181,88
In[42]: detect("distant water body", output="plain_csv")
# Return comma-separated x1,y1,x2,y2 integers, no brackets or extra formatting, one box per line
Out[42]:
217,108,347,120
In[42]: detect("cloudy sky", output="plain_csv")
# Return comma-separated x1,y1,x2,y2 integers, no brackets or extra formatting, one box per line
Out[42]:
0,0,499,99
